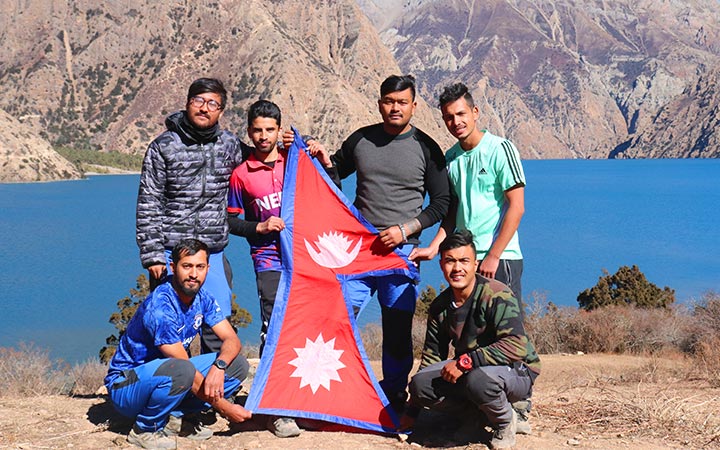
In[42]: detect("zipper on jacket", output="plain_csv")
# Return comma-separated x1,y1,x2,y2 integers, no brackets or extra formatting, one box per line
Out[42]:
194,143,208,238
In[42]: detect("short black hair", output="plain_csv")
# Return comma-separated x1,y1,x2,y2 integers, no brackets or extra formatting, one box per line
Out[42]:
439,229,477,255
171,238,209,264
187,78,227,109
438,82,474,109
380,74,416,100
247,99,282,127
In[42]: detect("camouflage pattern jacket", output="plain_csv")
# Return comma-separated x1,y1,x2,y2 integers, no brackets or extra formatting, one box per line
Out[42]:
420,274,541,378
136,111,248,268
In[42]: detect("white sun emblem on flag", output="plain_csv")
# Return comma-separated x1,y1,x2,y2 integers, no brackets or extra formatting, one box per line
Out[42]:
288,333,346,394
304,231,362,268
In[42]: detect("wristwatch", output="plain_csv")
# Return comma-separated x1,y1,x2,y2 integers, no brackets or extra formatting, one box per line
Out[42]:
213,358,228,370
457,354,473,372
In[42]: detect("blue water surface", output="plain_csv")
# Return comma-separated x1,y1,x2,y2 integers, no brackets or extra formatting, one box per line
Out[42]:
0,159,717,363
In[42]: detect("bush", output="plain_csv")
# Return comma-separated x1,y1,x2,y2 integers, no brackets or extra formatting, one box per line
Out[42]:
69,359,109,396
686,291,720,384
100,274,149,363
0,344,71,397
577,265,675,311
525,293,691,355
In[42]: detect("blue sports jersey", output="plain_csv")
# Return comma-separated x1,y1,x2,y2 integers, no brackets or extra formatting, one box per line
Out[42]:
105,281,225,385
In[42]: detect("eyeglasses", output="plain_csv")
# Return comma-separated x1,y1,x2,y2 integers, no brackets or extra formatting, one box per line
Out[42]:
188,96,223,112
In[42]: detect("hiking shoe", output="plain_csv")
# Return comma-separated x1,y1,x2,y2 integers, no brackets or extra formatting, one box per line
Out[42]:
489,409,517,449
512,400,532,435
164,414,213,441
267,416,301,438
127,424,176,449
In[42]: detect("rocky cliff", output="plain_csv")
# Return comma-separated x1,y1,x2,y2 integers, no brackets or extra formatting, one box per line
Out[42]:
617,66,720,158
359,0,720,159
0,0,449,167
0,109,81,182
3,0,718,171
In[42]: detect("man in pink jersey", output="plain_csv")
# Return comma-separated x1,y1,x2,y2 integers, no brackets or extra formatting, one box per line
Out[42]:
227,99,333,438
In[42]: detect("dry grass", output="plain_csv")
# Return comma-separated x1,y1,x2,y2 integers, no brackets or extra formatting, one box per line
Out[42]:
68,359,109,396
535,354,720,448
692,336,720,387
0,344,71,397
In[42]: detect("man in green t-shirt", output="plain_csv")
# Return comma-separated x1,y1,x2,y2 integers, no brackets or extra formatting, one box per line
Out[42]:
410,82,525,302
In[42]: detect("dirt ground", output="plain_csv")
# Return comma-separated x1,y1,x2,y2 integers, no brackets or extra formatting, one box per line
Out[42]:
1,353,719,449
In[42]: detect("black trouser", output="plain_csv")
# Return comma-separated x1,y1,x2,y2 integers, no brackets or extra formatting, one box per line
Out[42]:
255,270,282,357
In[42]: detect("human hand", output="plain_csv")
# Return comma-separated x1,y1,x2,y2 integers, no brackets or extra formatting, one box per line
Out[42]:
282,129,295,149
220,402,253,423
203,366,225,402
478,254,500,279
440,360,464,384
409,246,437,261
306,140,332,167
379,225,403,249
148,264,166,280
257,216,285,234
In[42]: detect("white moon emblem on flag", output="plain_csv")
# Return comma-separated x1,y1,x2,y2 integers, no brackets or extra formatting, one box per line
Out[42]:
304,232,362,268
288,333,346,394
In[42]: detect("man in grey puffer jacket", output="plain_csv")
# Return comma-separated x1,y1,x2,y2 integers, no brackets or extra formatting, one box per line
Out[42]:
136,77,249,353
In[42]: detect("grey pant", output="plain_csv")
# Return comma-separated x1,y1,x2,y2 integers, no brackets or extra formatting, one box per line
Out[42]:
409,360,533,428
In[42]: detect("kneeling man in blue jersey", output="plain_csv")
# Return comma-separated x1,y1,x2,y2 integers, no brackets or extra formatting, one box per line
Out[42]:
105,238,252,449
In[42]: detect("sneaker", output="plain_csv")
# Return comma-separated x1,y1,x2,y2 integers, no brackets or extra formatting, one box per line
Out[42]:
512,400,532,435
127,424,176,449
267,416,301,438
164,414,213,441
489,409,517,449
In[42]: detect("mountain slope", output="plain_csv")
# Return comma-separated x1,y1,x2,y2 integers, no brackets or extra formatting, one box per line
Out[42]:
619,66,720,158
0,0,449,164
359,0,720,158
0,109,80,182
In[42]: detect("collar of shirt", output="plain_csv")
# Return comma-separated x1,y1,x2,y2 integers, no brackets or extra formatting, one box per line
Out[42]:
246,148,287,170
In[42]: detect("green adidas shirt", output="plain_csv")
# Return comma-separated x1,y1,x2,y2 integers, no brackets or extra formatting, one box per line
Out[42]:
445,130,525,260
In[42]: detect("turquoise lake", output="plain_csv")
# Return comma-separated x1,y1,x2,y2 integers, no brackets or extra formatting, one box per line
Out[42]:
1,159,718,363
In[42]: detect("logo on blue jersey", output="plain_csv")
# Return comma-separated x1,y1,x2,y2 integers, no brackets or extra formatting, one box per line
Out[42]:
193,313,203,330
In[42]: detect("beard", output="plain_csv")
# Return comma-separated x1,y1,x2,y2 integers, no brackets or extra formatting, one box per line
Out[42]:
174,278,201,299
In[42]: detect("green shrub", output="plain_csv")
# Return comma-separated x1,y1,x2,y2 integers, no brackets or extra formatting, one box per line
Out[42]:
578,265,675,310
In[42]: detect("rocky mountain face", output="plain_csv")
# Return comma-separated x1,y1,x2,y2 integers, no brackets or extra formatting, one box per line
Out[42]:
2,0,718,179
0,109,80,182
359,0,720,159
619,65,720,158
0,0,449,172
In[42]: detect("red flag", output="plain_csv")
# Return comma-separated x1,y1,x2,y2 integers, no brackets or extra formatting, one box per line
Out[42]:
245,129,418,432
